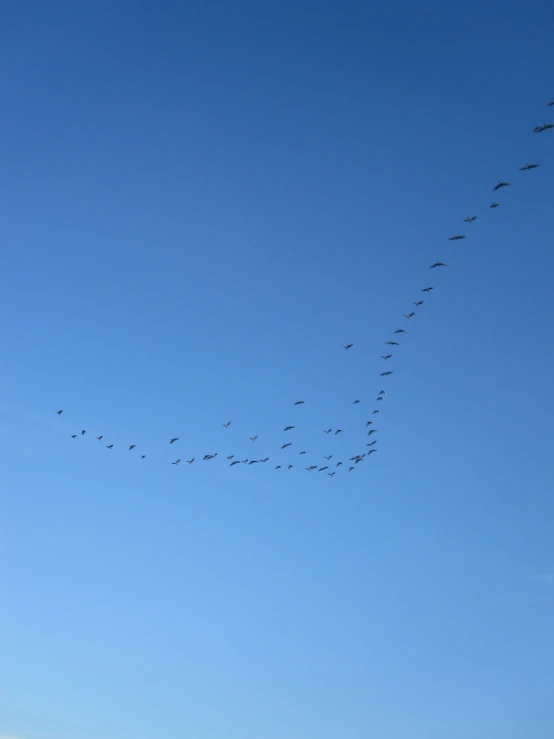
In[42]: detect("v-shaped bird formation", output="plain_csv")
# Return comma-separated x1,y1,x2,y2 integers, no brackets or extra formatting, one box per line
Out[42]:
54,96,552,479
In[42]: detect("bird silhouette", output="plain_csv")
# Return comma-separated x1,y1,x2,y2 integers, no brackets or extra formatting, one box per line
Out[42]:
223,421,231,428
250,435,258,441
56,409,63,415
334,429,343,435
380,371,393,376
490,202,500,209
493,180,510,190
464,216,477,224
281,442,292,449
324,428,332,434
403,312,415,319
353,399,360,404
299,450,307,455
294,400,305,406
187,458,195,464
342,344,354,350
368,429,377,436
70,434,77,438
96,435,103,441
386,340,400,346
106,444,114,449
169,438,179,444
288,465,293,470
129,444,136,451
394,328,407,334
275,465,281,470
448,234,466,241
430,261,447,268
327,472,335,477
81,429,86,436
324,455,333,460
381,353,393,360
140,455,146,459
172,459,181,465
520,162,539,171
422,286,434,293
413,300,424,307
283,425,295,431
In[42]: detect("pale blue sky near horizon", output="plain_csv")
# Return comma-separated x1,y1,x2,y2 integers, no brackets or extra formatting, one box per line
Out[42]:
1,1,553,738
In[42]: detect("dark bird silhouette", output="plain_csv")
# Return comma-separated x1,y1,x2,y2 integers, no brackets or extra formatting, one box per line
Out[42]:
448,234,466,241
307,465,317,471
381,353,393,360
464,216,477,223
250,435,258,441
106,444,114,449
336,461,343,467
334,429,343,435
367,440,377,447
367,449,378,455
324,455,333,460
324,428,332,434
413,300,424,307
380,371,393,376
172,459,181,465
81,429,86,436
223,421,231,428
366,421,373,426
227,455,234,460
56,409,63,415
422,286,434,293
348,466,355,472
368,429,377,436
129,444,136,451
318,466,329,472
394,328,407,334
376,396,383,401
140,455,146,459
372,409,380,415
430,261,447,268
231,460,240,466
248,460,258,465
353,399,360,404
547,100,554,107
294,400,305,406
403,312,415,319
386,340,400,346
533,121,553,132
327,472,335,477
96,435,103,441
281,442,292,449
187,458,195,464
283,425,295,431
288,464,293,470
490,202,500,209
299,450,307,455
493,180,510,191
378,390,386,395
520,162,539,171
70,434,78,438
275,465,281,470
169,437,179,444
342,344,354,350
261,457,269,463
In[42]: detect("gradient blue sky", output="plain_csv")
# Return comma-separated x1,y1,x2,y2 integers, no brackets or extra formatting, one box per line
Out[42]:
1,1,553,738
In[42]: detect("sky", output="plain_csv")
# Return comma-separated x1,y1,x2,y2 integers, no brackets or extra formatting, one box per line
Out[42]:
1,1,553,737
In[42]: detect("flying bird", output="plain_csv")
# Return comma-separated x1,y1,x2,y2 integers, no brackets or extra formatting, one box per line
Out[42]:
250,435,258,441
381,353,392,360
372,409,380,415
81,429,86,436
169,437,179,444
261,457,269,463
353,399,360,404
293,400,305,406
187,458,195,464
129,444,136,450
378,390,386,395
413,300,424,307
275,465,281,470
324,428,332,434
140,455,146,459
281,442,292,449
172,459,181,465
367,449,378,455
490,202,500,209
464,216,477,224
430,261,447,268
307,465,317,471
533,122,553,132
283,425,295,431
106,444,113,449
367,440,377,447
324,455,333,460
96,435,103,441
380,371,393,376
403,312,415,319
222,421,231,428
394,328,407,334
248,460,258,465
230,460,240,466
547,100,554,107
368,429,377,436
70,434,78,438
422,286,434,293
334,429,343,435
318,466,329,472
342,344,354,350
299,450,307,455
327,472,335,478
348,466,355,472
336,461,343,467
520,162,539,171
493,180,510,190
56,409,63,415
386,340,400,346
448,234,466,241
288,465,293,470
366,421,373,426
227,455,234,460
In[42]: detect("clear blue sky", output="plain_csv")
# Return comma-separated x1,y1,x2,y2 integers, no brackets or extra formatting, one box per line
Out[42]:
1,1,553,738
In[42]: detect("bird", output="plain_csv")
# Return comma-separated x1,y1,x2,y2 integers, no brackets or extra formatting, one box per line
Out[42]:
372,409,380,415
381,353,393,360
448,234,466,241
275,465,281,470
394,328,407,334
80,429,86,436
367,440,377,447
520,162,539,171
348,466,355,472
366,421,373,426
283,425,295,431
378,390,386,395
336,461,343,467
129,444,136,450
106,444,114,449
307,465,317,471
493,180,510,191
230,460,240,466
367,449,378,455
430,261,447,268
293,400,305,406
422,286,434,293
413,300,424,307
281,442,292,449
96,435,103,441
533,121,553,132
288,464,293,470
250,435,258,441
353,399,360,404
248,460,258,465
56,409,63,415
172,459,181,465
324,455,333,460
547,100,554,107
299,450,307,455
334,429,343,435
140,455,146,459
70,434,78,439
318,466,329,472
386,340,400,346
187,458,195,464
376,396,383,401
327,472,335,477
380,371,393,376
490,202,500,209
261,457,269,463
323,428,332,434
403,312,415,319
227,455,234,460
169,437,179,444
223,421,231,428
368,429,377,436
342,344,354,350
464,216,477,223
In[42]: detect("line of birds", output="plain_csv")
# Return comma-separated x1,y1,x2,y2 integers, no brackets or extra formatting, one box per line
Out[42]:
54,97,553,478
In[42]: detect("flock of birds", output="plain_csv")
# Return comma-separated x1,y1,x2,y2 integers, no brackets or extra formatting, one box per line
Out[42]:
55,98,553,479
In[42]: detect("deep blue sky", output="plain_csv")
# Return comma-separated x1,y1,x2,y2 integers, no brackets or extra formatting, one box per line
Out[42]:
1,1,553,738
